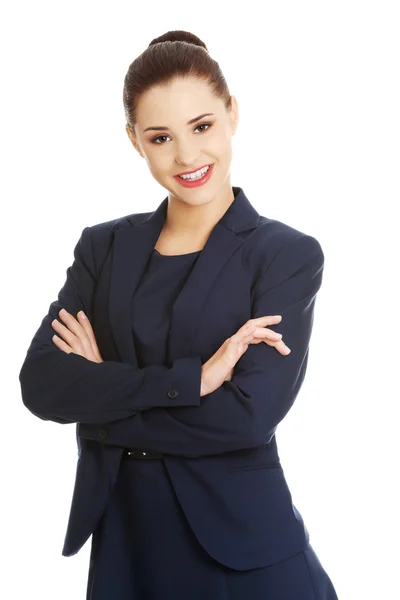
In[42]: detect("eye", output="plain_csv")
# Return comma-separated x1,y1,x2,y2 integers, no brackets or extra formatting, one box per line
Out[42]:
151,122,213,145
151,134,170,145
195,122,212,134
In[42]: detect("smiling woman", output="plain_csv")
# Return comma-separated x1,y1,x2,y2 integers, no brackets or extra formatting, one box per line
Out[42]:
19,28,339,600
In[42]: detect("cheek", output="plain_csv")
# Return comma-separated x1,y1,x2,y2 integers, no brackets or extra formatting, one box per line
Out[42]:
211,138,232,162
146,151,169,175
206,127,232,152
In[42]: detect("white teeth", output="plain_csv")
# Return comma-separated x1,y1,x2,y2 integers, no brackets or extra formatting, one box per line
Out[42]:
179,165,210,180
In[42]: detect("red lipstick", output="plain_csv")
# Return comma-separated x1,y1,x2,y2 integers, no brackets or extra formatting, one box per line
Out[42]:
173,163,214,188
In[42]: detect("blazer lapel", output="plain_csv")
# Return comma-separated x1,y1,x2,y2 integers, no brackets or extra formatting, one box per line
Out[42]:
108,199,167,366
108,187,260,366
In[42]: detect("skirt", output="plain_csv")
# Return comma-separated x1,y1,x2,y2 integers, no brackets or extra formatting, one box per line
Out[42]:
86,453,339,600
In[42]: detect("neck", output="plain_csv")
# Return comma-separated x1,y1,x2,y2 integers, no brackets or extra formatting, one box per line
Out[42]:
164,182,235,239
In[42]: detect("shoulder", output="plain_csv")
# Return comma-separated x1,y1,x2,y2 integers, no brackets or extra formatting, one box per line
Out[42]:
258,215,323,256
78,211,151,277
86,210,151,245
87,210,151,239
242,215,324,275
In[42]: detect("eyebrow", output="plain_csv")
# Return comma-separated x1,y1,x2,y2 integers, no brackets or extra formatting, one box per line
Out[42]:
143,113,215,133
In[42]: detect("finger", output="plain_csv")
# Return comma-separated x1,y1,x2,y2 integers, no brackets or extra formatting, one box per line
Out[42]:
52,334,73,354
238,318,281,339
235,324,257,343
58,309,90,343
56,309,94,356
250,337,291,355
77,311,102,360
250,315,282,326
235,322,258,339
265,338,291,355
51,319,82,350
235,323,281,346
252,326,282,342
248,326,292,357
52,329,99,361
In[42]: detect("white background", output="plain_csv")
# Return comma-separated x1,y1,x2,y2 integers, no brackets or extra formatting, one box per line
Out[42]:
1,1,399,598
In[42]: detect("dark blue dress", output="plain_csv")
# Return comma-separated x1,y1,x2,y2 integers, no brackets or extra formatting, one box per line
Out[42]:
86,248,339,600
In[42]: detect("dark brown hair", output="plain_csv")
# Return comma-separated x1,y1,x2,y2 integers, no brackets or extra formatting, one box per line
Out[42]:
123,30,232,133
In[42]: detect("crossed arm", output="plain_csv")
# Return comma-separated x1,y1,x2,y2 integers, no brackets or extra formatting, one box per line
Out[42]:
19,227,324,457
19,226,203,424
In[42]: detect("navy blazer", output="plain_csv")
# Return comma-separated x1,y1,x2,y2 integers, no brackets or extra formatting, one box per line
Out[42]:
19,186,324,571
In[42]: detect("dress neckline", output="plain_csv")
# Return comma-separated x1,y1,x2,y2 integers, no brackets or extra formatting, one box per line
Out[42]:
153,248,202,258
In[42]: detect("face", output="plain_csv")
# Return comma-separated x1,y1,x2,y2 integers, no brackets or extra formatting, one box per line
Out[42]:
126,76,239,206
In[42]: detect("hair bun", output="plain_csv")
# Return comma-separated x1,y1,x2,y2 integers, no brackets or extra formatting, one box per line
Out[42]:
148,30,208,51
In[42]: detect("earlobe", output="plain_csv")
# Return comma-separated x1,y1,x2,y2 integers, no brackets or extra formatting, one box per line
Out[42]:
230,96,239,135
134,143,144,159
232,116,239,136
126,126,144,157
134,145,145,160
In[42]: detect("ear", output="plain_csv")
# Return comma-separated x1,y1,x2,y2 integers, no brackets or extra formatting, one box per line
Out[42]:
229,95,239,136
125,124,144,158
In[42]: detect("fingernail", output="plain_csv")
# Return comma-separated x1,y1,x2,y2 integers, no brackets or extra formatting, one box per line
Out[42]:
79,311,87,319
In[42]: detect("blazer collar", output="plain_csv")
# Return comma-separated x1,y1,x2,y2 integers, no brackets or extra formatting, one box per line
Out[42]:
108,186,260,365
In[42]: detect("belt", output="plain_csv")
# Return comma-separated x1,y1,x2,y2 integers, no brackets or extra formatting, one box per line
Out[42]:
123,448,163,459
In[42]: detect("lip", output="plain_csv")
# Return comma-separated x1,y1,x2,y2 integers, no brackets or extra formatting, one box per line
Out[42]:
175,164,211,176
173,163,214,188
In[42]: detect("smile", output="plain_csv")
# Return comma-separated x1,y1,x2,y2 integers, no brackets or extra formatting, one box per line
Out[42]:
174,164,214,188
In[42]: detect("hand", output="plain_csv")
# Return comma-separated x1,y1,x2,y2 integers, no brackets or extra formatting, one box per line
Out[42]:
200,315,290,396
51,308,104,363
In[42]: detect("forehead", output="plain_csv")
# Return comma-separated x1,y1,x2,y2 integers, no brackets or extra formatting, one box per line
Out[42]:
136,76,222,130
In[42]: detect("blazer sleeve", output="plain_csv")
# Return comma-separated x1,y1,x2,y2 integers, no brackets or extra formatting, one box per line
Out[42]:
18,226,202,425
78,234,325,456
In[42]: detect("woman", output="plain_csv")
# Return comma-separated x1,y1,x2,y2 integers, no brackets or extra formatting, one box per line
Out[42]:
19,30,339,599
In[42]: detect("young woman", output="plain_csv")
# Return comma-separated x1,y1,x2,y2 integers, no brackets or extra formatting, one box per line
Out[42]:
19,30,339,600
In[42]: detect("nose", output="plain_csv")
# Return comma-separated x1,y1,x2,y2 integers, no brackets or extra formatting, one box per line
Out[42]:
174,138,200,168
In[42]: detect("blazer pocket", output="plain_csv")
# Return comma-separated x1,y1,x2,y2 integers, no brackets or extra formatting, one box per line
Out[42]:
223,446,282,472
